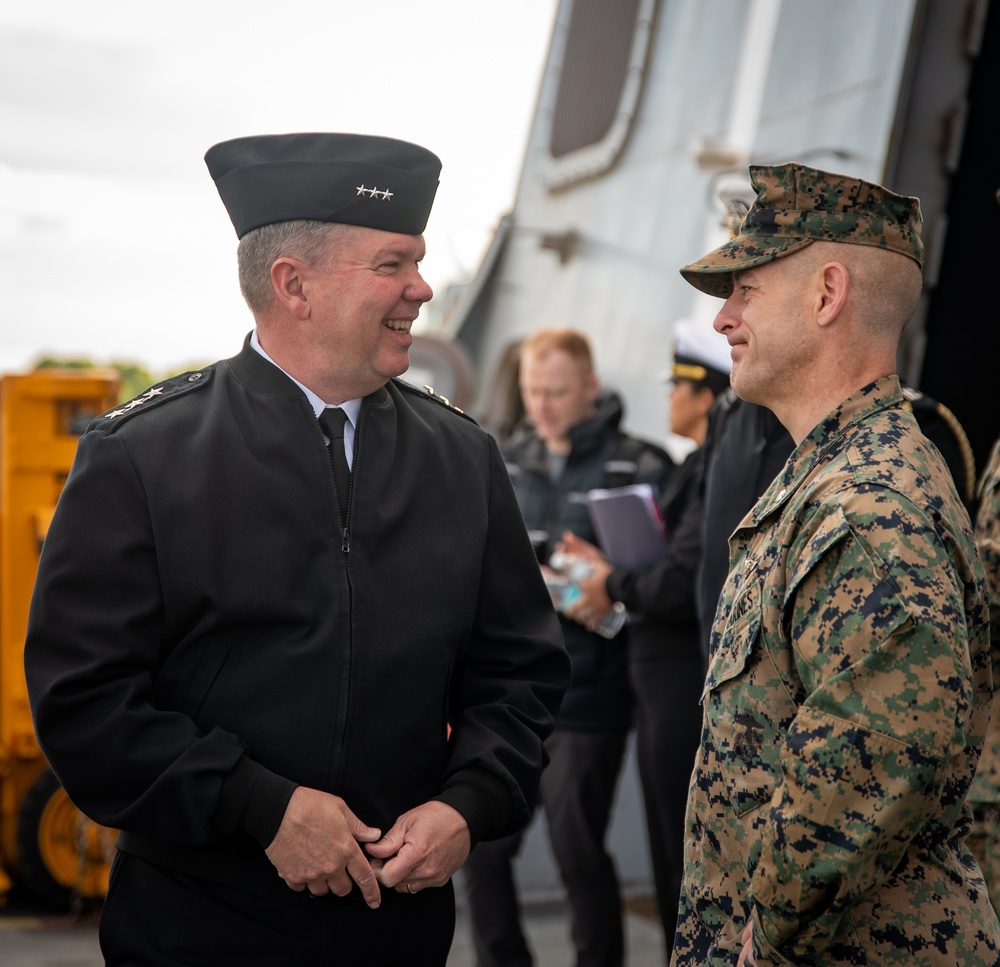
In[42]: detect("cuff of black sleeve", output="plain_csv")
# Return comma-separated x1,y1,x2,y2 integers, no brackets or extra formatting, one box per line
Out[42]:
433,767,514,847
605,569,626,603
213,755,298,849
607,570,641,616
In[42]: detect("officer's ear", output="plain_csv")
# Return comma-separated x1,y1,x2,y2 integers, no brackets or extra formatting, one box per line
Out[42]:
270,257,312,321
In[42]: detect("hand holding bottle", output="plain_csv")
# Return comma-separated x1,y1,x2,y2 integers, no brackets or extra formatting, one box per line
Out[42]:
546,534,626,638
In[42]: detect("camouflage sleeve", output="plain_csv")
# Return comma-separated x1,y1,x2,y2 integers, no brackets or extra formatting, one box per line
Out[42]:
975,440,1000,630
968,439,1000,806
747,487,982,962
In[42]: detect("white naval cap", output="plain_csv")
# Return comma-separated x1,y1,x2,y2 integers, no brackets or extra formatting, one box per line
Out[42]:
665,318,731,391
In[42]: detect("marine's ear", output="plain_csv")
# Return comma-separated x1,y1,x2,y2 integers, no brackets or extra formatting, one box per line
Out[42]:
813,260,850,329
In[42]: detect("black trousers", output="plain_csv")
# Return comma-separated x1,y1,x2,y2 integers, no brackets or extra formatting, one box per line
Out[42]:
462,727,628,967
99,851,456,966
629,653,703,962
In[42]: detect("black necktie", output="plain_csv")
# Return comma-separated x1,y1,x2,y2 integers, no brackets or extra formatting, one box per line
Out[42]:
318,408,351,524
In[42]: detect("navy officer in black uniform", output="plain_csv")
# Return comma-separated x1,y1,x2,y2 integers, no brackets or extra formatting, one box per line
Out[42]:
24,133,569,966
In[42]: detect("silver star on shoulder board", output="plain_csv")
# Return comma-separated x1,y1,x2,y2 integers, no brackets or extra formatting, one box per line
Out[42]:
105,409,128,419
381,189,393,200
356,184,368,196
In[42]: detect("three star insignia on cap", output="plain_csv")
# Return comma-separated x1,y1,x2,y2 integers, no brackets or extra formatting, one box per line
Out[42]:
355,184,394,200
104,386,165,419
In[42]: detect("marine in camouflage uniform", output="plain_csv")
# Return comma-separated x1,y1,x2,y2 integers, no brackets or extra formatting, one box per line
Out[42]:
968,438,1000,914
669,163,1000,965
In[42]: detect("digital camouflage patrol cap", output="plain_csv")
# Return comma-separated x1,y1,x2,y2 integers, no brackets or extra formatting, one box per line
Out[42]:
205,133,441,239
680,162,924,298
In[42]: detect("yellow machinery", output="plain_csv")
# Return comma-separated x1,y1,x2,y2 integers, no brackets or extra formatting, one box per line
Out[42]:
0,369,120,909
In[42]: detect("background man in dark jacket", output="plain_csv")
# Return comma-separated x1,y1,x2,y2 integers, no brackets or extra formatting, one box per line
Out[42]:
24,133,569,967
462,327,673,967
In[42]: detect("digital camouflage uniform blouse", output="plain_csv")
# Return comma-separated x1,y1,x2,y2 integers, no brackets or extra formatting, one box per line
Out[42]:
671,377,999,966
968,438,1000,910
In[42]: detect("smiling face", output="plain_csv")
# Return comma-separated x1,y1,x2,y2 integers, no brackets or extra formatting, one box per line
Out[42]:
305,225,433,399
712,255,817,411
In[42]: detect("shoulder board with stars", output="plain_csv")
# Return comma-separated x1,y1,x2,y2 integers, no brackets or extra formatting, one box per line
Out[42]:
393,378,478,424
95,368,214,430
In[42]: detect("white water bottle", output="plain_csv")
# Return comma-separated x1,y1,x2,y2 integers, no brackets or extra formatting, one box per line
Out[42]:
548,552,627,639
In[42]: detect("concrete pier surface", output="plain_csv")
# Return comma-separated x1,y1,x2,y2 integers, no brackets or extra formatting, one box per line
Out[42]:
1,891,667,966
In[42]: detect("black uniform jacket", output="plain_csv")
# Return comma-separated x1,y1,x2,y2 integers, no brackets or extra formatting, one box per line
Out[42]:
605,446,703,666
25,337,569,903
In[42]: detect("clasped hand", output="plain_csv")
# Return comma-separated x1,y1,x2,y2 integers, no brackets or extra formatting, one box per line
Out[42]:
264,787,470,909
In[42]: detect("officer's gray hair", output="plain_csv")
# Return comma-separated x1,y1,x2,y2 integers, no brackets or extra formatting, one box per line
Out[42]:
237,220,351,316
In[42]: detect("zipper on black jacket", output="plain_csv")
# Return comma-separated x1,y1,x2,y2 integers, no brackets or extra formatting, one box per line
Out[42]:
319,416,352,554
340,410,363,555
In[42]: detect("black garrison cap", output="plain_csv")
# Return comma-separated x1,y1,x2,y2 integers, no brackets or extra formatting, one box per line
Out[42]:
205,133,442,239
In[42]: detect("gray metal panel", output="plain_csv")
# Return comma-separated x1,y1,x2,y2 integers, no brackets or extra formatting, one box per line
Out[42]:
549,0,642,158
752,0,917,176
461,0,754,447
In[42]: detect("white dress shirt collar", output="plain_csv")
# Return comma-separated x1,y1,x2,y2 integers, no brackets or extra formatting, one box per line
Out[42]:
249,330,362,427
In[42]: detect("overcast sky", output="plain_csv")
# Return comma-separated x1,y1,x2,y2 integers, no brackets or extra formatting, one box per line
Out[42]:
0,0,558,374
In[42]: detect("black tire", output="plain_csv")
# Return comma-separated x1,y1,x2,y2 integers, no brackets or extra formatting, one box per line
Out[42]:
15,768,112,912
